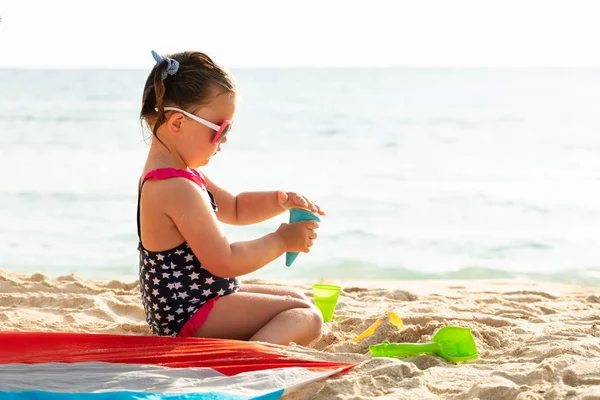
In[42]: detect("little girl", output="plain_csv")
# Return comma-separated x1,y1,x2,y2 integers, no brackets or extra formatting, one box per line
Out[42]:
136,50,325,347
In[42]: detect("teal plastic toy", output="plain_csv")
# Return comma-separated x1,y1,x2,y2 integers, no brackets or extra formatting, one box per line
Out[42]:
369,326,478,363
286,208,321,267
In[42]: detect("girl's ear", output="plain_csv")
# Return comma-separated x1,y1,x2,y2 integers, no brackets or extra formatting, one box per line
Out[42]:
165,112,184,135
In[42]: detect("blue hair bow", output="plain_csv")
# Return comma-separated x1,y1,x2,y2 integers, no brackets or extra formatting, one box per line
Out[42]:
151,50,179,81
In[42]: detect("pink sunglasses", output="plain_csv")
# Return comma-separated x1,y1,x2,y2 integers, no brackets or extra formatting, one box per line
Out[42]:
163,107,233,144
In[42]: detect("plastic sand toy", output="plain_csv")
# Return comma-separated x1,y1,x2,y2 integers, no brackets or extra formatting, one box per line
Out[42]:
312,283,341,322
354,312,404,343
286,208,321,267
369,326,478,363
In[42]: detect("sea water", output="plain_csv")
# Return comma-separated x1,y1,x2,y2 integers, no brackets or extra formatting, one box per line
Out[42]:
1,68,599,286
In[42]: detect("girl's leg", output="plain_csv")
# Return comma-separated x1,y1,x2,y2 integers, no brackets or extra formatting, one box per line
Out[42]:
193,292,323,346
240,283,310,301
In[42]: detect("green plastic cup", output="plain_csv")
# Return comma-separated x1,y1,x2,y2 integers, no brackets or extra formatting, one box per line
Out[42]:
312,283,341,322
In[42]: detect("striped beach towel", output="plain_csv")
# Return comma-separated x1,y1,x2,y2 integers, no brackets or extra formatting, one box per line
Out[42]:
0,332,355,399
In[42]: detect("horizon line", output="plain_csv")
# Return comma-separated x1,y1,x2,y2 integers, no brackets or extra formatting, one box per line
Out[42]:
2,65,600,70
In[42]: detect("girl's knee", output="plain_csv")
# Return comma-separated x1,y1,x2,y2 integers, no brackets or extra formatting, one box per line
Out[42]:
310,306,324,330
299,307,323,345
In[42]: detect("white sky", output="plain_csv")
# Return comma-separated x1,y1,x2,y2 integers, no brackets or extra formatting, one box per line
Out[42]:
1,0,600,68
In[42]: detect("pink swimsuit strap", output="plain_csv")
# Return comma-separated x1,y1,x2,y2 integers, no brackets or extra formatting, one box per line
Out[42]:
143,168,207,190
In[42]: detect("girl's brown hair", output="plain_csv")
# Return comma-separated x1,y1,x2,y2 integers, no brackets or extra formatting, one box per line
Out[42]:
140,51,236,141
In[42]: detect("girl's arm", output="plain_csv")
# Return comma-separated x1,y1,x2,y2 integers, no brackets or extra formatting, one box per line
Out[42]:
161,178,318,278
205,174,325,225
236,191,285,224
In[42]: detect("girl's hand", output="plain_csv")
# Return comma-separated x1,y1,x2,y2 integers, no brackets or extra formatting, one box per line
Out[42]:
276,220,319,253
277,191,326,216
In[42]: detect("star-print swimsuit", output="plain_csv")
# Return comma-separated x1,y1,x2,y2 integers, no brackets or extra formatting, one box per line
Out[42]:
137,168,239,337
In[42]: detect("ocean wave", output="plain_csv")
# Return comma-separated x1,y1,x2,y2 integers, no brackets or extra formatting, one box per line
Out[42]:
327,229,381,241
255,261,600,287
427,117,478,129
477,195,551,214
3,114,106,123
318,128,340,135
2,191,134,202
3,261,599,288
489,241,553,253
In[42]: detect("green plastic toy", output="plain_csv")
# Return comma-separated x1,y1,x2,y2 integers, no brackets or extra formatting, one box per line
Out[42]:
369,326,478,363
312,283,341,322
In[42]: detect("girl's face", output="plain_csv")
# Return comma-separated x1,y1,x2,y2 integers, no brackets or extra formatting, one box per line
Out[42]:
165,91,236,168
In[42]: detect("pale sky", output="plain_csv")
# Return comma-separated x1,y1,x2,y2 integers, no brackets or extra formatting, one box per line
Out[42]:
1,0,600,68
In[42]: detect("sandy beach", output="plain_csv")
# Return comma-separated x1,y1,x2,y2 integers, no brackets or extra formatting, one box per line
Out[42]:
1,269,599,399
